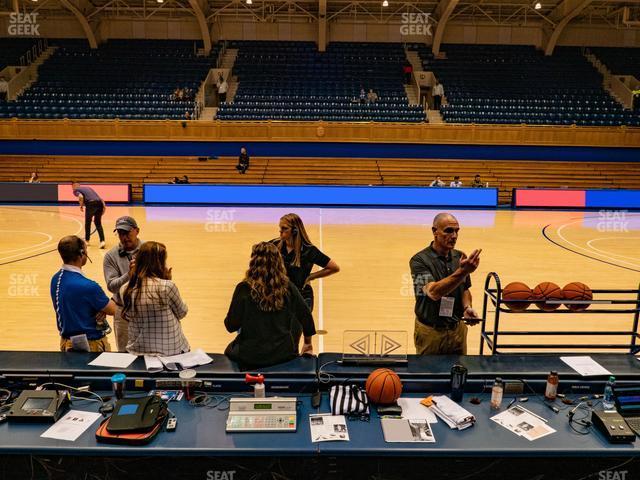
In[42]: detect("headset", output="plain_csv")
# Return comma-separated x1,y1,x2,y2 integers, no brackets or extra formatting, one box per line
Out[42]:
292,226,299,236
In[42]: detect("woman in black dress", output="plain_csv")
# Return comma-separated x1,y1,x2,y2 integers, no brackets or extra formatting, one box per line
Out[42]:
274,213,340,311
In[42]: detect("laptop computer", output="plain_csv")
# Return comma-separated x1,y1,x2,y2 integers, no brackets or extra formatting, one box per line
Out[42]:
613,386,640,435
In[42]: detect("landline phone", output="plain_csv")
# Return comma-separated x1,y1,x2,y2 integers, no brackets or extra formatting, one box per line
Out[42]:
106,396,167,433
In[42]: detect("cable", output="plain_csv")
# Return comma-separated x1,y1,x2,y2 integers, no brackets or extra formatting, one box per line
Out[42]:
37,382,105,407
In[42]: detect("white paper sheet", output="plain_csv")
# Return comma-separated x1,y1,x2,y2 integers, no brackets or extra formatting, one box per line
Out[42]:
491,405,556,442
159,349,213,369
397,397,438,424
144,355,164,372
560,356,611,377
310,414,349,442
381,418,436,443
40,410,102,442
88,352,137,369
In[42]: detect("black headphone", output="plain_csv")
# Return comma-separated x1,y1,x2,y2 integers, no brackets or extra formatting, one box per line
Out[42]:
292,226,299,235
75,236,85,258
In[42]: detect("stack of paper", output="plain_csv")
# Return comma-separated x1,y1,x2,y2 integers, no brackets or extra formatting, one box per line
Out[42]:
144,349,213,371
429,395,475,430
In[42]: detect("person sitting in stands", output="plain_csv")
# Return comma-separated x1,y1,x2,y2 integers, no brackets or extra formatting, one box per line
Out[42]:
359,87,366,104
170,177,180,184
367,89,378,104
471,174,484,188
236,147,250,174
28,172,40,183
0,77,8,102
450,176,463,188
224,242,316,369
429,175,445,187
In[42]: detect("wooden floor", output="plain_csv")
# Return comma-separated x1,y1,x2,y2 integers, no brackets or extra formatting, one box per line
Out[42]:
3,155,640,204
1,205,638,354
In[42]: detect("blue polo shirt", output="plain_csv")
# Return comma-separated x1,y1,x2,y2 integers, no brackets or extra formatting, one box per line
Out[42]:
50,267,110,340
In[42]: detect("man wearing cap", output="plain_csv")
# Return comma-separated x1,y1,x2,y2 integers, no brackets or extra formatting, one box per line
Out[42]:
103,216,144,352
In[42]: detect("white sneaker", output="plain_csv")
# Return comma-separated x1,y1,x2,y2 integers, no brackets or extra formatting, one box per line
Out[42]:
99,241,106,249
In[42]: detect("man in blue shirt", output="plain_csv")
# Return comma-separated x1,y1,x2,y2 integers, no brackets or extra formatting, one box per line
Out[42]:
51,235,116,352
72,181,106,249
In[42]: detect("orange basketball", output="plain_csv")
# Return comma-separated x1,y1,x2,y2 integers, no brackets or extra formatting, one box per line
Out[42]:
502,282,532,312
533,282,564,311
562,282,593,311
365,368,402,405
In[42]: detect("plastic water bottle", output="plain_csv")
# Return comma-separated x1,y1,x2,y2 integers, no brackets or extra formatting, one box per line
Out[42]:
603,376,616,410
490,377,504,410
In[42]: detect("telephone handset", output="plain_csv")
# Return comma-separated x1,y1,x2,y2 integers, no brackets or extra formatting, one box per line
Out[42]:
106,396,167,433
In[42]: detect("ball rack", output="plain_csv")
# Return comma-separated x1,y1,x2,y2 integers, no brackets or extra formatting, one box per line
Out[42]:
480,272,640,355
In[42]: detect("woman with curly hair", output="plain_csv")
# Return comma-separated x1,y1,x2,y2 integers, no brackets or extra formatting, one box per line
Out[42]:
224,242,316,369
121,241,190,356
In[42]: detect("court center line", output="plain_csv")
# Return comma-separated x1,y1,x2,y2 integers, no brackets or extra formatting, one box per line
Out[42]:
318,208,324,354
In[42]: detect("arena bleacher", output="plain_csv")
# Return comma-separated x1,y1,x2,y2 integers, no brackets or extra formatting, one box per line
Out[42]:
0,39,220,120
410,43,640,126
216,41,425,122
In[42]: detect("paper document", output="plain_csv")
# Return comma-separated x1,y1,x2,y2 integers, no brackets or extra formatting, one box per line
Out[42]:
310,414,349,442
381,418,436,443
41,410,102,442
491,405,556,441
88,352,137,369
144,355,164,372
159,349,213,369
397,397,438,423
560,356,611,377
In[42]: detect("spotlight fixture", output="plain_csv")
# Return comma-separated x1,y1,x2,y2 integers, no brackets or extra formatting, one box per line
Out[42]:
157,0,164,3
534,2,542,9
382,0,388,6
246,0,252,4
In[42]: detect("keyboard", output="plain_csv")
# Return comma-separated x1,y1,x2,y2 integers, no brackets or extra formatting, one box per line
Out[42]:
226,414,296,432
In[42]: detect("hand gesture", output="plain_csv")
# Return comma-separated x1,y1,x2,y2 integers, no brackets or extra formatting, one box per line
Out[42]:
128,258,136,277
301,343,314,356
459,249,482,275
463,306,481,326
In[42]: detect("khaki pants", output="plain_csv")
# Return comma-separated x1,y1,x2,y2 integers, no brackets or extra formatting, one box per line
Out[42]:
414,319,468,355
60,336,111,353
114,305,129,353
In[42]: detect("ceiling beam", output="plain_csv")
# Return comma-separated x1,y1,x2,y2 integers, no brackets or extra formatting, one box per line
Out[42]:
432,0,459,55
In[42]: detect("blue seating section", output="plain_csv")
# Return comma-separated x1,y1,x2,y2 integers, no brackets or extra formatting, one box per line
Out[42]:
0,38,40,70
410,43,640,126
216,41,425,122
0,39,219,120
591,47,640,114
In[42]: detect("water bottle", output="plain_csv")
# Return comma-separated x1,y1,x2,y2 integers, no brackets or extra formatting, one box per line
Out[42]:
603,376,616,410
490,377,504,410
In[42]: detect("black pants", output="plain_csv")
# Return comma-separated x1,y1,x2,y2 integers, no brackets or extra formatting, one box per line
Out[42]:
85,201,105,242
219,92,227,104
433,95,442,111
236,163,248,174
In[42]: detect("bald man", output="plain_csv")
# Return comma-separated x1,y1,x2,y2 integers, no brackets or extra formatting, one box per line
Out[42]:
409,213,482,355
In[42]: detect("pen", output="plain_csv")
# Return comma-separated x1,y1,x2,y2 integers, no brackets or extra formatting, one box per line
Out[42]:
507,398,516,409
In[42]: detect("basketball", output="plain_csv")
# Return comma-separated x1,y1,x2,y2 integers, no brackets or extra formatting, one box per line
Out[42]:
365,368,403,405
502,282,532,312
562,282,593,311
533,282,564,311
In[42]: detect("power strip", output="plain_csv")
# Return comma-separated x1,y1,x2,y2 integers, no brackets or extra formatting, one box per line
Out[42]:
504,380,524,395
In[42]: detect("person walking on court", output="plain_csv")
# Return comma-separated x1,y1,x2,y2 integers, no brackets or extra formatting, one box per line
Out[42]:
224,242,316,369
51,235,116,352
104,216,144,352
121,241,190,356
273,213,340,312
236,147,250,174
410,213,482,355
72,181,106,248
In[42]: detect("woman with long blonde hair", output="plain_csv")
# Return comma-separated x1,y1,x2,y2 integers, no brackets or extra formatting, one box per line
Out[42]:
224,242,316,369
274,213,340,311
121,241,189,356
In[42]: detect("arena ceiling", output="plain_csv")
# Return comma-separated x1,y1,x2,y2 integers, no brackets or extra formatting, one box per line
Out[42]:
2,0,639,31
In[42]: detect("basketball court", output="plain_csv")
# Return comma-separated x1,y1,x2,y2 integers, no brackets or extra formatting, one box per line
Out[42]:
1,204,638,354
